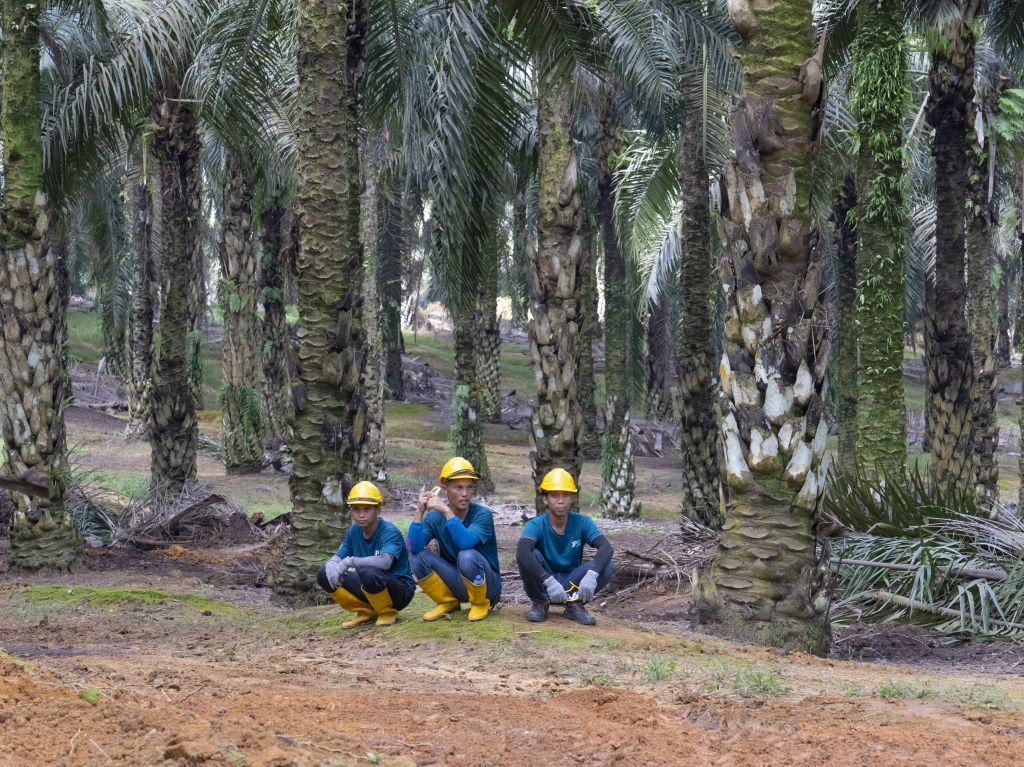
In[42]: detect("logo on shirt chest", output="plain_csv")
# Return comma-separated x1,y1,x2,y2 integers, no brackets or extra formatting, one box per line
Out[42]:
570,540,581,548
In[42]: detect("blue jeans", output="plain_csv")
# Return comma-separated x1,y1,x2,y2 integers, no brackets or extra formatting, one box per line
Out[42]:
411,549,502,602
518,549,614,603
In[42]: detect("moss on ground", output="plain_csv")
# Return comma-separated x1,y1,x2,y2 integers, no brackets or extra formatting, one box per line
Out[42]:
13,586,247,617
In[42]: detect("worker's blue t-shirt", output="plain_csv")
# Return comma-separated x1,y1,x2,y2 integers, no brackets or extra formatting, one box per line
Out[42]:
521,512,602,573
336,519,413,586
409,503,500,574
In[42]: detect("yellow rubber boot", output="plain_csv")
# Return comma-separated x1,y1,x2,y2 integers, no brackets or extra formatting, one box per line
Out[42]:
462,576,490,622
330,587,376,628
416,572,461,621
363,588,398,626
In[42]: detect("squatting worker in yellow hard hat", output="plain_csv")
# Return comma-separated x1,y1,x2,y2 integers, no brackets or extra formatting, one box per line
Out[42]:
516,468,614,626
317,481,415,627
407,457,501,621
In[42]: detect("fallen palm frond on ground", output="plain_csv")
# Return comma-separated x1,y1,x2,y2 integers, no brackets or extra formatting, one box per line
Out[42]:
114,482,273,548
827,467,1024,640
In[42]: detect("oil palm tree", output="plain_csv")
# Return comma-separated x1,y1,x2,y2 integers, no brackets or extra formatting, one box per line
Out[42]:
1,0,84,570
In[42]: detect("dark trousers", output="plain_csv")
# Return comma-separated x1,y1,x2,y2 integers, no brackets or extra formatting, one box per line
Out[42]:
517,549,614,603
316,565,415,610
410,549,502,602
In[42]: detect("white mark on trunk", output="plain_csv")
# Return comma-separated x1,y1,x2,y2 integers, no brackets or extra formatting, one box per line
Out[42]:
793,359,813,407
748,426,779,471
723,413,753,489
763,377,794,425
795,469,818,511
732,374,761,407
786,440,812,486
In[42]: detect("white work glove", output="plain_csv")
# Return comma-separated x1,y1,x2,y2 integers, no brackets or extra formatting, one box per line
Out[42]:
543,575,567,604
324,555,345,590
577,570,599,603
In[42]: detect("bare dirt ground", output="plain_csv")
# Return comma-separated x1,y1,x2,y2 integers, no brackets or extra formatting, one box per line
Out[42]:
4,554,1024,767
5,343,1024,765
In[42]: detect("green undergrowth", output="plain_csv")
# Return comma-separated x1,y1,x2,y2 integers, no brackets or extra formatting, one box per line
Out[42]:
91,470,149,499
11,586,248,617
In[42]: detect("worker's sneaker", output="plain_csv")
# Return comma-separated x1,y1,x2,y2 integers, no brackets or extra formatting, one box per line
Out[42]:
526,600,549,622
564,602,596,626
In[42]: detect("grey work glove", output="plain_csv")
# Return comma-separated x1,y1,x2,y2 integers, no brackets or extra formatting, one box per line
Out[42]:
577,570,599,603
543,575,567,604
324,555,345,590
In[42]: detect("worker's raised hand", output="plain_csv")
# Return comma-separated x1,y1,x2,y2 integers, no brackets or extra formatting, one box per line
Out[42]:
324,555,345,590
543,575,567,604
577,570,599,603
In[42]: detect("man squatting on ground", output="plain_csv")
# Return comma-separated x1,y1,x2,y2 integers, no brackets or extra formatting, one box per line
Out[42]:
408,457,502,621
517,468,614,626
317,481,415,627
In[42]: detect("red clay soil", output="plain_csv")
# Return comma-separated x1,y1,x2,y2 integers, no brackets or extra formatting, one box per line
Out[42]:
4,643,1024,767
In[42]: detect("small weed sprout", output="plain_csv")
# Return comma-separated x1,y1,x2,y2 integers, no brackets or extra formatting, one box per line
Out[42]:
734,666,785,696
644,653,676,683
876,679,928,700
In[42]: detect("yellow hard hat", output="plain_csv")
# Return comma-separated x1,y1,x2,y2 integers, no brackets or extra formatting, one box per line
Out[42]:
347,481,384,507
539,468,578,494
439,457,479,483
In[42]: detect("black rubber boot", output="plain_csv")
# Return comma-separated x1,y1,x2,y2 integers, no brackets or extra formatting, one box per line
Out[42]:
564,602,596,626
526,600,549,622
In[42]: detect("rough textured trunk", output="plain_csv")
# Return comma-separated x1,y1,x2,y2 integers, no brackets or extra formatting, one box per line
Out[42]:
149,95,200,493
852,0,907,476
274,0,371,604
677,106,721,529
925,16,976,491
259,202,292,442
693,0,831,654
510,190,531,328
1018,163,1024,513
218,154,265,473
361,144,387,487
187,221,206,410
966,102,998,504
0,0,83,569
598,105,640,520
996,252,1011,368
378,184,405,401
125,181,156,441
835,175,858,474
451,300,493,493
529,66,585,508
579,218,601,460
645,290,673,421
476,223,502,423
100,302,128,382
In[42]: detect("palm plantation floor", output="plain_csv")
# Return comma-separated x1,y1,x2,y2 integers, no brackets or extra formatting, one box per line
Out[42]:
3,566,1024,767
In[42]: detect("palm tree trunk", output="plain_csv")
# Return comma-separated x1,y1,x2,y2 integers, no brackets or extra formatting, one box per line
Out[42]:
378,181,405,401
125,181,156,441
645,290,673,421
852,0,907,476
598,106,640,520
529,65,585,507
476,221,502,423
1,0,83,570
677,105,721,529
1018,161,1024,513
452,299,493,493
693,0,831,654
835,174,858,474
259,202,292,442
274,0,371,603
361,143,387,486
100,302,128,382
511,190,530,328
967,103,998,504
925,17,976,491
218,153,265,473
579,218,601,460
149,95,200,493
996,252,1011,368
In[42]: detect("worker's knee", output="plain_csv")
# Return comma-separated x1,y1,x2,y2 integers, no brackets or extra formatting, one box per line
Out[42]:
315,565,334,593
457,549,486,578
356,566,388,593
410,551,434,580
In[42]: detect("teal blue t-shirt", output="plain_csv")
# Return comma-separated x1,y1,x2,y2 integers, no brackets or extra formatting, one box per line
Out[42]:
521,511,602,573
336,519,413,586
417,503,500,574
